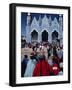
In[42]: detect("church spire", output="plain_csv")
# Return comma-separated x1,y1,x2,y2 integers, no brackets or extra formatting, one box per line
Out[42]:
27,12,31,26
39,14,42,26
59,15,62,23
49,16,52,26
59,14,63,31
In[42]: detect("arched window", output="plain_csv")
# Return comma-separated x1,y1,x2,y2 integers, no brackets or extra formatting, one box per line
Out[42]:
52,31,58,41
42,30,48,42
31,30,38,42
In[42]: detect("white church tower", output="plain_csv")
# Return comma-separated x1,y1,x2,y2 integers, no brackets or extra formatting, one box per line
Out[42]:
59,14,63,46
26,13,31,42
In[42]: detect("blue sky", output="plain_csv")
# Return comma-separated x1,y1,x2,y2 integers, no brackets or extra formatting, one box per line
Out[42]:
21,12,63,36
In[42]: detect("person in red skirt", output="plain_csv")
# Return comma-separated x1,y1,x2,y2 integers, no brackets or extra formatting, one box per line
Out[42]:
33,55,52,76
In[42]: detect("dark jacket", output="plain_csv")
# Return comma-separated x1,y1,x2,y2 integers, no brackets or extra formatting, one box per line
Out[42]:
21,58,29,77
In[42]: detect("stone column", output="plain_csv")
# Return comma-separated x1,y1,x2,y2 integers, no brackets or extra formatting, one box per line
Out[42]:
28,33,31,43
26,26,31,43
38,32,41,42
26,33,31,43
48,33,52,43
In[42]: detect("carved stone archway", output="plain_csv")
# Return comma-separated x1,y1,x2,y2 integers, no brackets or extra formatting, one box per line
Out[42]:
42,30,48,42
31,30,38,42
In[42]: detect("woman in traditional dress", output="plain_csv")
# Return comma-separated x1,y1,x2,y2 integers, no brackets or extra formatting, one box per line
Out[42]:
24,53,37,77
33,55,52,76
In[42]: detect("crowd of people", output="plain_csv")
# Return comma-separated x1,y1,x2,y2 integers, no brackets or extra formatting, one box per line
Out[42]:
21,41,63,77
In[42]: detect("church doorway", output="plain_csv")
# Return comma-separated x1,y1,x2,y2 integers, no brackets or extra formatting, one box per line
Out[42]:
31,30,38,42
52,30,58,42
42,30,48,42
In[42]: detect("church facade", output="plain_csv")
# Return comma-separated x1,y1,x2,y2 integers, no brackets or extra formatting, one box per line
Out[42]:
25,13,63,44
